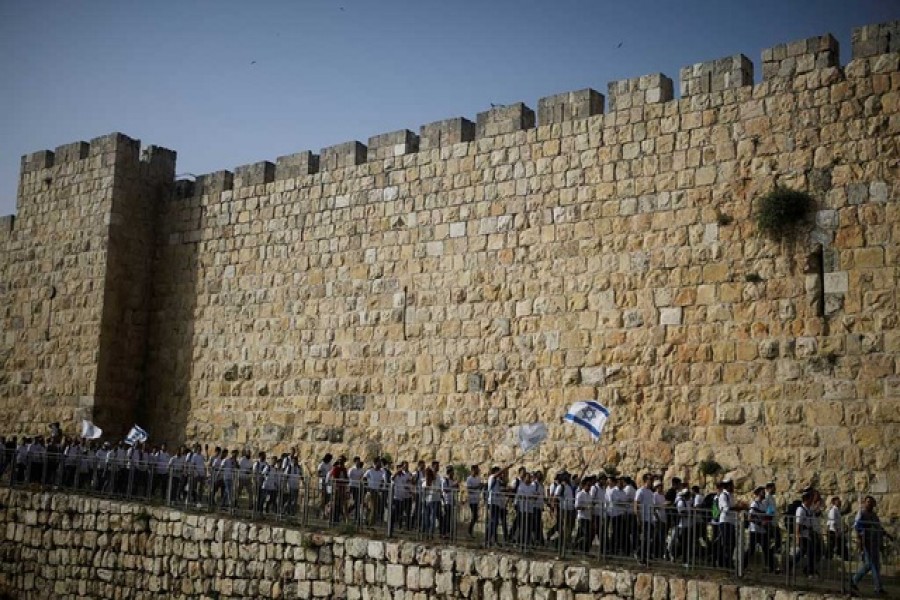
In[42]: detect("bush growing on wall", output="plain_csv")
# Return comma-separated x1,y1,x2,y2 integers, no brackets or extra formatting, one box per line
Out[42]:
755,187,813,238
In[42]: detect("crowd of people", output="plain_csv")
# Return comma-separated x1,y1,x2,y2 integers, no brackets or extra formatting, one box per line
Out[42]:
0,433,893,596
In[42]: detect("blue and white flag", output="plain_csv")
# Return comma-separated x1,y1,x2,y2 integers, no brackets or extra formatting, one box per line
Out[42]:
517,422,548,454
564,401,610,441
125,425,148,446
80,419,102,440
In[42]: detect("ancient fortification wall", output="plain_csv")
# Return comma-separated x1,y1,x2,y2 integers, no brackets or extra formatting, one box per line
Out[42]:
0,488,849,599
1,22,898,511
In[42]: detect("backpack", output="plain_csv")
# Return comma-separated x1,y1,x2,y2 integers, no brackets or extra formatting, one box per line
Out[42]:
785,499,803,529
711,494,721,520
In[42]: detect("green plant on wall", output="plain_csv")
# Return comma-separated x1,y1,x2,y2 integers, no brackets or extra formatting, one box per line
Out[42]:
755,187,813,238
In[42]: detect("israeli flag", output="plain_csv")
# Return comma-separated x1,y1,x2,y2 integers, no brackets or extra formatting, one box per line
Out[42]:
125,425,149,446
80,419,103,440
517,422,548,454
564,401,610,441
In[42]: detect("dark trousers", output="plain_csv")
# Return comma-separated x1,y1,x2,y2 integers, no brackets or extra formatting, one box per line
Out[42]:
744,530,775,571
468,503,479,536
719,523,736,568
640,522,655,563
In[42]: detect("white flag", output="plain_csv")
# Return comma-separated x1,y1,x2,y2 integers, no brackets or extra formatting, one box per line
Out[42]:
81,419,102,440
125,424,148,446
517,422,548,453
564,401,610,441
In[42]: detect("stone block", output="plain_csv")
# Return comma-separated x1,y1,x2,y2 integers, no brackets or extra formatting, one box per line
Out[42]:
659,307,683,326
419,117,475,150
762,34,838,79
367,129,420,160
823,271,848,294
608,73,673,111
54,141,90,163
476,103,535,138
852,20,900,59
320,141,367,170
680,54,753,97
275,151,319,178
233,161,275,188
538,89,604,125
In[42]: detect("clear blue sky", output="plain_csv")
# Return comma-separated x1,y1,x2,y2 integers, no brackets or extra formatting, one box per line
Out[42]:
1,0,896,216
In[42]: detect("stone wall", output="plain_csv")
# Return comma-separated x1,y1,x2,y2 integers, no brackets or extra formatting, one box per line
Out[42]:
0,488,843,599
1,21,898,513
0,135,175,440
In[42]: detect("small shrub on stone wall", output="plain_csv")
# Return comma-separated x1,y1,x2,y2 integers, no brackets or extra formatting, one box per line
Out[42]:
755,187,813,238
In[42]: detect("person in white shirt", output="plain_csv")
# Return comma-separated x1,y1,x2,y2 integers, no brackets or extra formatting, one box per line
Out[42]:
590,475,607,550
485,466,508,546
653,481,667,559
363,458,387,526
390,462,412,531
317,453,333,515
283,455,303,516
347,457,365,523
671,489,693,565
258,456,279,514
154,444,170,498
607,477,628,555
235,450,253,510
440,466,458,538
513,471,538,546
531,471,546,546
793,490,818,576
167,447,185,503
743,486,776,572
717,480,737,569
187,444,207,504
825,496,847,560
465,465,483,538
216,449,235,508
635,475,656,565
574,477,594,552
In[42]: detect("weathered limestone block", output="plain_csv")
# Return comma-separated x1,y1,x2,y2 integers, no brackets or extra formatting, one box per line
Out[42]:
476,103,535,138
319,141,367,170
538,89,604,125
419,117,475,151
368,129,419,160
852,20,900,59
275,151,319,179
680,54,753,97
762,34,839,79
608,73,673,111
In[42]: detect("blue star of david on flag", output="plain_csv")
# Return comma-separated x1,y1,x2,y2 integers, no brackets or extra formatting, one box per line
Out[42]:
564,400,610,441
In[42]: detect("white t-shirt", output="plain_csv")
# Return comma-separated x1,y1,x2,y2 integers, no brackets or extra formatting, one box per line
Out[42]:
827,505,841,533
606,486,627,517
748,499,766,533
347,466,364,488
364,467,386,490
635,487,656,523
795,504,813,538
575,489,593,521
555,483,575,511
487,474,506,507
718,490,737,525
393,471,411,499
465,475,482,505
676,496,692,528
590,484,605,516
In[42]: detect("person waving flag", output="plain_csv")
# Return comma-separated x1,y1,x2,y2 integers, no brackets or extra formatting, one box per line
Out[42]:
564,401,610,441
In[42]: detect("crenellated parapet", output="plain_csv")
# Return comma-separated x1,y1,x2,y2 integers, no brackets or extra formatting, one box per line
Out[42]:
320,141,367,171
852,20,900,58
475,103,535,138
762,34,839,80
607,73,674,111
538,89,604,125
419,117,475,151
367,129,419,160
680,54,752,97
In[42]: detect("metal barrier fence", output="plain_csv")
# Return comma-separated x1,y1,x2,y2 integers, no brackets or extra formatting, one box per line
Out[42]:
0,449,896,596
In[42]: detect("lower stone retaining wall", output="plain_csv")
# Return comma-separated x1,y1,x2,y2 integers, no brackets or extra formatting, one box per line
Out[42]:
0,488,834,599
